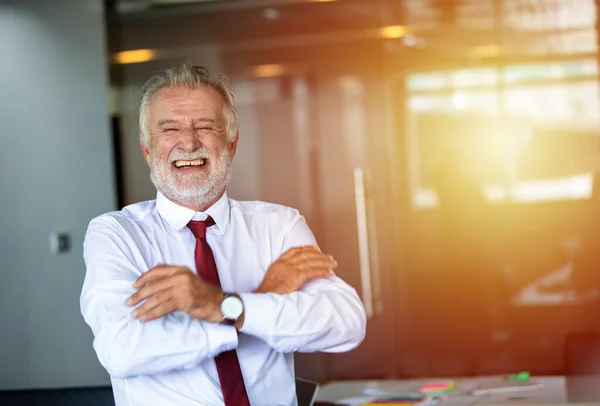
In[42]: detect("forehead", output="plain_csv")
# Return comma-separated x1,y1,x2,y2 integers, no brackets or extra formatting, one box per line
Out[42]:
148,86,225,123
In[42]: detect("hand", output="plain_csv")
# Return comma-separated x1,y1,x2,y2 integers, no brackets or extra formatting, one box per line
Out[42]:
126,265,224,323
255,246,337,295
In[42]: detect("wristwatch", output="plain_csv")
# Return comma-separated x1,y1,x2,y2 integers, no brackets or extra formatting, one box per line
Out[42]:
220,293,244,326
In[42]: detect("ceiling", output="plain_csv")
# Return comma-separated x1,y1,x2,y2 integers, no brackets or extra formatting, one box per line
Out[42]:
107,0,599,72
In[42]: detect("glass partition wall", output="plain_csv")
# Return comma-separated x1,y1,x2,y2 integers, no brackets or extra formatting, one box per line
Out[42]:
394,0,600,377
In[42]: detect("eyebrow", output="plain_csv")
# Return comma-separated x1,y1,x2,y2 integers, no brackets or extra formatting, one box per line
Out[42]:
156,118,216,127
194,118,216,125
157,119,179,127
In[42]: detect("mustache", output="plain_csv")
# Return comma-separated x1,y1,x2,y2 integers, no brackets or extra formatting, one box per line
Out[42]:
169,149,211,162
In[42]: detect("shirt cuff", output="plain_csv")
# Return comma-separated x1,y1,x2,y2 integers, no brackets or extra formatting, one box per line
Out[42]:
204,321,239,356
238,292,277,339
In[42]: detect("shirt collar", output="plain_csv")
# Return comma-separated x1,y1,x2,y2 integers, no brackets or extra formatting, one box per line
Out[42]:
156,191,230,235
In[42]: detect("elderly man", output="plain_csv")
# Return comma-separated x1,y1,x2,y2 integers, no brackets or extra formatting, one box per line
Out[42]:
80,64,366,406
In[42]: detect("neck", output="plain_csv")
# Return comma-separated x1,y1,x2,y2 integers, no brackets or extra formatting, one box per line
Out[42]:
165,189,225,212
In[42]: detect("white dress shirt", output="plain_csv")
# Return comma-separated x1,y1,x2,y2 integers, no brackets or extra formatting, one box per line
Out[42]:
80,191,366,406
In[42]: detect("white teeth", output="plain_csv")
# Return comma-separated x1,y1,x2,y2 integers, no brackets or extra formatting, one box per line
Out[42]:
174,159,206,168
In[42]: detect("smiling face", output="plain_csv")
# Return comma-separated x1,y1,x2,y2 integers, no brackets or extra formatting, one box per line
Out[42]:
141,85,238,211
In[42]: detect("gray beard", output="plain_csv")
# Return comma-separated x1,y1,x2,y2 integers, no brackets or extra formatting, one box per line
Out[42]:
149,148,232,209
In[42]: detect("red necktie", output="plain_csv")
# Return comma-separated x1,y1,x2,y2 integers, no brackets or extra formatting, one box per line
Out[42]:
188,218,250,406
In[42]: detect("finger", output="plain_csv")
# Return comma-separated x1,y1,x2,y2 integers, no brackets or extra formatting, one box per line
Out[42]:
133,266,186,289
287,250,329,263
137,299,177,322
290,252,337,267
132,290,174,318
296,258,338,271
280,245,319,260
127,277,175,306
279,247,299,260
302,268,335,282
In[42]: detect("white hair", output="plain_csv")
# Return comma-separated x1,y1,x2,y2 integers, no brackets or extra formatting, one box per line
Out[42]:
139,64,239,147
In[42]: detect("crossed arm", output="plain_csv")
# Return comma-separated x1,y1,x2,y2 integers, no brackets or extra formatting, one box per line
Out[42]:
80,217,367,379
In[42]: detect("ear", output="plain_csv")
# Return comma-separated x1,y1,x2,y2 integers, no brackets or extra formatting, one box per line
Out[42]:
140,136,152,168
228,130,239,158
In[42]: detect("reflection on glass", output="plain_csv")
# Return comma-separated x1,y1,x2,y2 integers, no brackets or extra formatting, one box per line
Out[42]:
402,41,600,375
406,60,600,210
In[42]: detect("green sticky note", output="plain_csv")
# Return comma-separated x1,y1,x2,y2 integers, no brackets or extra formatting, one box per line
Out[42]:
508,371,530,382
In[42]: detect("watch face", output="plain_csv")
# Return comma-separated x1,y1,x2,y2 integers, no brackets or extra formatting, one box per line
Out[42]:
221,295,244,320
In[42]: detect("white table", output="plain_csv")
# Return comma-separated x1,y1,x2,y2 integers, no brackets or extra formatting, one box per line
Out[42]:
316,376,600,405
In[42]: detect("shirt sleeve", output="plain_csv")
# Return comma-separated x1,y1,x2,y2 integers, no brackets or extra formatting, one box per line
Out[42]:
238,214,367,353
80,216,238,379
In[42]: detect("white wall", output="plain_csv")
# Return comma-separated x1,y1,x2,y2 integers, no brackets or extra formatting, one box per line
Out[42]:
0,0,115,389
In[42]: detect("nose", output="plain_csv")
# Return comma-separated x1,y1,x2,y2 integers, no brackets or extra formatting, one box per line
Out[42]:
177,127,202,153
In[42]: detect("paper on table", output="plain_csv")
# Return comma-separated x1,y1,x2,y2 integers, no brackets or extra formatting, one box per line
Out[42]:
472,380,542,395
334,396,375,405
363,388,422,398
440,395,480,405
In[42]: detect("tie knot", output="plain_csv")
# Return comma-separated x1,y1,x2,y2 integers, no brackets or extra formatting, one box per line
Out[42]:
187,217,215,239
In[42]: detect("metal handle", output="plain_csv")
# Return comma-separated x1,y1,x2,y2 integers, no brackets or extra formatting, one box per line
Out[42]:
353,167,373,318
